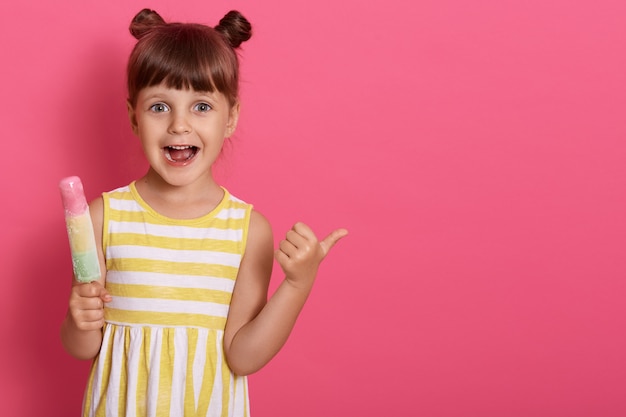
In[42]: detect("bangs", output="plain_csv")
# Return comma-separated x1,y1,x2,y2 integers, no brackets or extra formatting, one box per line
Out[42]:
128,23,239,105
146,52,217,94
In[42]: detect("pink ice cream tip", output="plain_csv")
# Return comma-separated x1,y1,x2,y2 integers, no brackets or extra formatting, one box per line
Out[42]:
59,176,88,216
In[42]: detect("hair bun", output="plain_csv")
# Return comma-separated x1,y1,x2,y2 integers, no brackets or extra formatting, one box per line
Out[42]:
129,8,166,39
215,10,252,48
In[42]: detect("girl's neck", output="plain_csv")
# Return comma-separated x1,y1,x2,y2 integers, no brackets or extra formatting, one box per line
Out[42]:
134,169,225,219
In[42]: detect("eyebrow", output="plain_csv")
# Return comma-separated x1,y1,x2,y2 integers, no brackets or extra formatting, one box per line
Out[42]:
139,88,225,106
191,91,221,100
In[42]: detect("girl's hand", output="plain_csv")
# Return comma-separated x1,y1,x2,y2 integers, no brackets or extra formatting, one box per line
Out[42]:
67,281,112,331
274,222,348,291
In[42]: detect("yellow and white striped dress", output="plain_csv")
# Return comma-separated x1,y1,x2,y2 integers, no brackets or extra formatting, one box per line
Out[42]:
82,182,252,417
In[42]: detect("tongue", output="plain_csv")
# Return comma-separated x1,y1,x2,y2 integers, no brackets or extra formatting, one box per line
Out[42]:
169,147,194,161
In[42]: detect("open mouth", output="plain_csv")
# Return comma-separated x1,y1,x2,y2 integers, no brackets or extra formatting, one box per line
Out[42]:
164,145,199,164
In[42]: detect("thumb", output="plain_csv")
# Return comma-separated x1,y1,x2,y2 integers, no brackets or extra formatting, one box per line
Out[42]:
92,281,112,303
320,228,349,257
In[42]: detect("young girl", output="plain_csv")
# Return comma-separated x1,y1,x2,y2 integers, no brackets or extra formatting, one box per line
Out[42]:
60,8,347,416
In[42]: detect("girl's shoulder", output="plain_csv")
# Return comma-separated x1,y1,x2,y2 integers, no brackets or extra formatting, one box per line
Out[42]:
245,209,273,254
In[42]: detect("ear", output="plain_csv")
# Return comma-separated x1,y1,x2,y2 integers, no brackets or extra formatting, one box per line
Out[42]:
226,102,240,138
127,100,139,135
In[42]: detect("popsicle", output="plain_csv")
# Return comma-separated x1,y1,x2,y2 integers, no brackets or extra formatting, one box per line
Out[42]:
59,176,101,283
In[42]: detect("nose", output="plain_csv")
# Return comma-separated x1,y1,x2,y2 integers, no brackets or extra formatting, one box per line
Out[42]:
168,111,191,135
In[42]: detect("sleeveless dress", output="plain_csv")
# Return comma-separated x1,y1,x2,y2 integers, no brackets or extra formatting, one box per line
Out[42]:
82,182,252,417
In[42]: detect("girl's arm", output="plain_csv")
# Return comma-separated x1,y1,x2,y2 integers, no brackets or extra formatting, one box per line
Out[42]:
223,210,347,375
60,197,111,360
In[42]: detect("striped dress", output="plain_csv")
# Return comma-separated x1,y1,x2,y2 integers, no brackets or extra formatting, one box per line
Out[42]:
82,182,252,417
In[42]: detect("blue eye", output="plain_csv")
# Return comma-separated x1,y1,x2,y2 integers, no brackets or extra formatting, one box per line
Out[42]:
194,102,211,112
150,103,169,113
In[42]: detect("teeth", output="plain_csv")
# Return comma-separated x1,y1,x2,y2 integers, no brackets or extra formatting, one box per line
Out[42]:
164,145,197,163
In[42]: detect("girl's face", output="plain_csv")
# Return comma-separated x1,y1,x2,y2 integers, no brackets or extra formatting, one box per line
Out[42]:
128,84,239,188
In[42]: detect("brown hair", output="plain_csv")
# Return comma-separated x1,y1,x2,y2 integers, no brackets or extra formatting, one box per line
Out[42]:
127,9,252,107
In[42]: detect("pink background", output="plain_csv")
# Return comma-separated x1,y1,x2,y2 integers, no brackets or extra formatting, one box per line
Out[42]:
1,0,625,415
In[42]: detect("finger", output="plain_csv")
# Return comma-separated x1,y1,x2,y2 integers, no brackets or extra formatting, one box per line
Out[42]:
98,286,112,303
78,311,106,329
75,282,102,298
292,222,316,241
274,249,290,266
320,228,349,256
285,229,307,249
76,297,104,311
93,297,105,310
83,307,105,320
279,239,298,257
74,282,111,305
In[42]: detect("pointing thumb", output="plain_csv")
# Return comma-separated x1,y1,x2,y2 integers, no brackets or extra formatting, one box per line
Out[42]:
320,228,349,257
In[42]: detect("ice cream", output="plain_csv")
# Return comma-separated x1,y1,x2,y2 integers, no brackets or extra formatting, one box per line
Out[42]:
59,176,101,283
